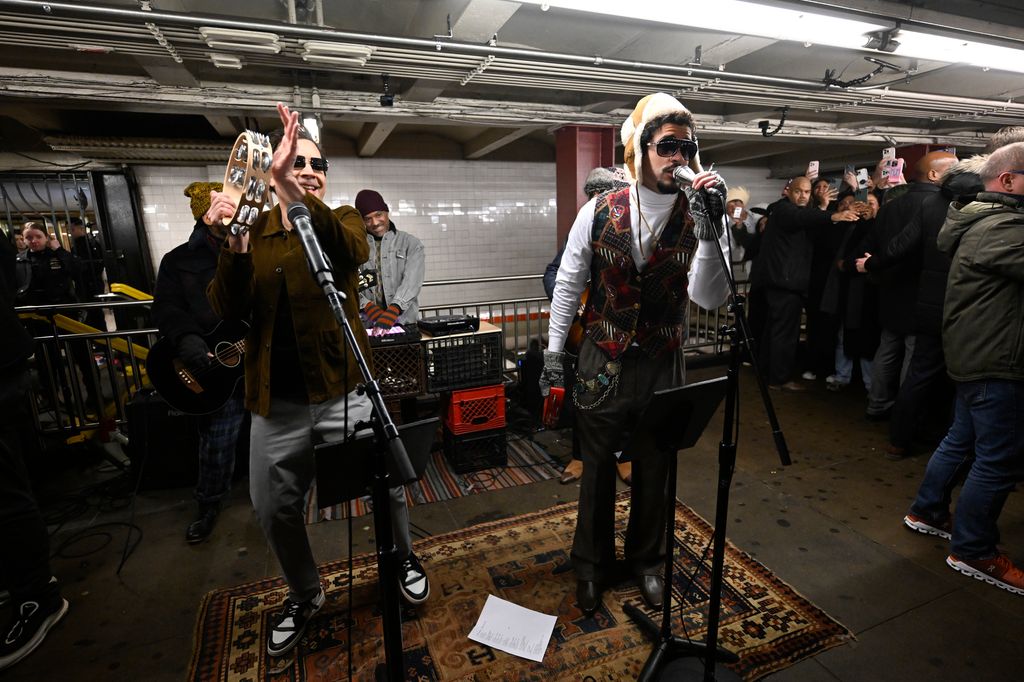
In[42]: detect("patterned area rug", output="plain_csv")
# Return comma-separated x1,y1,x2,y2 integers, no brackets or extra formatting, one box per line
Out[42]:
307,436,563,522
192,493,852,681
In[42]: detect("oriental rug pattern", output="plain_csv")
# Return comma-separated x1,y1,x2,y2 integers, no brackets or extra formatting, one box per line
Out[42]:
191,493,852,681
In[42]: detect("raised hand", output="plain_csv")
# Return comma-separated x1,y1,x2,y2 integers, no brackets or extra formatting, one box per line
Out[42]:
269,102,304,207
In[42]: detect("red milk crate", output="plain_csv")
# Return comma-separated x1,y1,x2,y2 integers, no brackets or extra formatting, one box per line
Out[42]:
444,384,506,435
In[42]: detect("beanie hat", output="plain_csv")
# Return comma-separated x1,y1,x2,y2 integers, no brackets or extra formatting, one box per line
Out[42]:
583,166,630,197
620,92,701,187
355,189,389,217
726,186,750,205
184,181,224,220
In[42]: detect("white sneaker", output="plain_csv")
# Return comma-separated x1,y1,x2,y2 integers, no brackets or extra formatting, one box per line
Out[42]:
801,371,817,381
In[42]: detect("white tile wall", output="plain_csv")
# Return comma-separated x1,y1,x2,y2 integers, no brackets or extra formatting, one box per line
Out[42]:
135,161,780,306
135,159,555,306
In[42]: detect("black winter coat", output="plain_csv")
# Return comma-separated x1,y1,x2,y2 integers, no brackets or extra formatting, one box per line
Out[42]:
750,197,835,294
151,220,223,345
1,236,33,376
866,173,982,337
855,182,941,334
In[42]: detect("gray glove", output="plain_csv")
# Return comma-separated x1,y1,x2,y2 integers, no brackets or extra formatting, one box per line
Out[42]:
685,179,727,241
539,349,565,397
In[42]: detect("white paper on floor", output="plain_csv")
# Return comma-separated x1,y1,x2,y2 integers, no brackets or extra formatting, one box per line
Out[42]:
468,594,557,663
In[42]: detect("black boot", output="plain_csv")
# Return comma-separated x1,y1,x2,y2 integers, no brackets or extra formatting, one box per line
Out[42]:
186,505,219,544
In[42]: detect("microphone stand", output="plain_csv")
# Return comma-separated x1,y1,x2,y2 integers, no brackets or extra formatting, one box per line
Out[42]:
287,203,413,682
627,185,790,681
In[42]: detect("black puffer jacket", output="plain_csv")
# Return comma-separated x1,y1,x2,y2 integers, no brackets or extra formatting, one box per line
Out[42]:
870,158,985,336
151,220,223,344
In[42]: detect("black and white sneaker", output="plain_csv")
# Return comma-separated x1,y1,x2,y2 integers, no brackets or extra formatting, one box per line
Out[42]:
398,552,430,604
0,591,69,671
266,587,325,657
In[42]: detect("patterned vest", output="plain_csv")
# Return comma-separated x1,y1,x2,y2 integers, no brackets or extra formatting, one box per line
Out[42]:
583,187,697,360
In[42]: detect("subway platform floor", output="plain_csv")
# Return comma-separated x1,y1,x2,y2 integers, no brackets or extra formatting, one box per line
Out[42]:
4,365,1022,681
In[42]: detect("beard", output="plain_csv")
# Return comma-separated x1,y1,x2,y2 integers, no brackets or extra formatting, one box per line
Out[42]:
656,175,680,194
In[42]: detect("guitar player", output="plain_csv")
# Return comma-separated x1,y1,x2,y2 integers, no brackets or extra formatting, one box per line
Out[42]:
151,181,246,544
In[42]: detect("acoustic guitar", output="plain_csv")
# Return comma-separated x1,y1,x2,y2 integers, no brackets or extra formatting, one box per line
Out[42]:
147,320,249,415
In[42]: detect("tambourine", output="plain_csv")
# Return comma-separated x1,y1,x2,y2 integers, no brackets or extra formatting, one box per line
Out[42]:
218,130,273,238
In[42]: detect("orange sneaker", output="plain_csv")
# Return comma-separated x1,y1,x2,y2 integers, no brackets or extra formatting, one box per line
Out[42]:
946,553,1024,596
560,459,583,485
616,461,632,485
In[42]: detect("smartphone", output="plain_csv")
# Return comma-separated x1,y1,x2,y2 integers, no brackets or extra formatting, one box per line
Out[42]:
805,160,819,180
881,147,896,161
856,168,870,189
883,158,904,182
732,206,742,219
844,164,855,178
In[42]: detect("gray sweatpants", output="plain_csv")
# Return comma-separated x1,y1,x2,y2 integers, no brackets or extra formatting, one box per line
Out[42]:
249,390,412,602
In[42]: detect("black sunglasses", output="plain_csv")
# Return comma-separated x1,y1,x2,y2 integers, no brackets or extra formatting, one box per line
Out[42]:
294,155,329,173
647,138,698,160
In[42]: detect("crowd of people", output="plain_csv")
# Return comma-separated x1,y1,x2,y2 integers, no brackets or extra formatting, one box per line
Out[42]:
3,96,1023,673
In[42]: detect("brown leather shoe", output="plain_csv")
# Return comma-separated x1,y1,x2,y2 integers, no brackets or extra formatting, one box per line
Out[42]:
616,460,632,485
560,458,583,484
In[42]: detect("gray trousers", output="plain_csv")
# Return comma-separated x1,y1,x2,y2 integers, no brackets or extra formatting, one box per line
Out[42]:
250,390,412,602
868,329,916,416
571,338,682,582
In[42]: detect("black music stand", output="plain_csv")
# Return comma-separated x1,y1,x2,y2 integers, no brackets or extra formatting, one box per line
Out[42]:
622,376,742,682
314,417,439,508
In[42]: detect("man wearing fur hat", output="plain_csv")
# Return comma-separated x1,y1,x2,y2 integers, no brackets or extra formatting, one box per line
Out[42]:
152,181,246,544
542,93,733,615
355,189,425,329
725,186,757,279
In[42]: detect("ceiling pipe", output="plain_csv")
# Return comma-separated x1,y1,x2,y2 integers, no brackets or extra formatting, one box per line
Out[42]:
0,0,827,89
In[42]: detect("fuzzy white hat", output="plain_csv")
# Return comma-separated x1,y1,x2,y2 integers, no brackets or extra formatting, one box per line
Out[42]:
726,186,750,205
620,92,702,187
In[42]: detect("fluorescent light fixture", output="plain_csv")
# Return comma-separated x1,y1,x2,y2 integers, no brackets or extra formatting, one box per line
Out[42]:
199,26,282,54
209,53,243,69
894,30,1024,74
516,0,889,50
301,41,375,58
302,54,371,66
70,43,114,54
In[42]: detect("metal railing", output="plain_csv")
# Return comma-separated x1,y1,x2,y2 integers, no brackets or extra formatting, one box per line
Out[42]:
15,273,751,446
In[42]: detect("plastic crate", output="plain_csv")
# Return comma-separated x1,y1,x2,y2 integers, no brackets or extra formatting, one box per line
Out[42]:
442,426,507,474
424,329,503,392
371,342,425,399
445,384,506,435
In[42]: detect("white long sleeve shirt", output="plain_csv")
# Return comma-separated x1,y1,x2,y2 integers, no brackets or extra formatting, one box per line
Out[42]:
548,183,732,354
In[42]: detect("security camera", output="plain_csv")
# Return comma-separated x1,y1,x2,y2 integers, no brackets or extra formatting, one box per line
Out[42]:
379,94,395,107
758,120,770,133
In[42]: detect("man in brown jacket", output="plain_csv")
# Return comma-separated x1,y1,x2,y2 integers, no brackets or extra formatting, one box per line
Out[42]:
208,104,429,658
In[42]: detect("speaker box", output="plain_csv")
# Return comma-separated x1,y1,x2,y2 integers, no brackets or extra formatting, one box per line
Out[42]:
125,389,200,492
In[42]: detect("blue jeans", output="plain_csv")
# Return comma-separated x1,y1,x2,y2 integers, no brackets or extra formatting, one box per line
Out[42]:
833,328,872,389
910,379,1024,560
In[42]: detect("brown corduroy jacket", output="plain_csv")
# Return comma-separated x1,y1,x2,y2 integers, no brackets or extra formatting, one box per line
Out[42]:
208,193,372,417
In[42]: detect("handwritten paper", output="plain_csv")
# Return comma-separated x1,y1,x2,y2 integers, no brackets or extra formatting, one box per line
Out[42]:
468,594,557,663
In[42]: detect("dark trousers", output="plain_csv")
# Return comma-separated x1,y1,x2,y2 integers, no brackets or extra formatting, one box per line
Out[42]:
758,288,803,385
195,394,245,508
889,333,951,449
806,308,838,378
0,366,58,607
571,339,677,582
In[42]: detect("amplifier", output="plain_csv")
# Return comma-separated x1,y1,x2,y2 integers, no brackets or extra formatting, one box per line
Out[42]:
419,314,480,336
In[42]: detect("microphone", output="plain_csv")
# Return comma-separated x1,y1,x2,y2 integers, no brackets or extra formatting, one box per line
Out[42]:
672,166,725,240
286,202,345,299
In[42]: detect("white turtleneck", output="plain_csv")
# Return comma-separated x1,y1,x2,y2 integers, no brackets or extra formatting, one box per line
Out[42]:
547,182,732,354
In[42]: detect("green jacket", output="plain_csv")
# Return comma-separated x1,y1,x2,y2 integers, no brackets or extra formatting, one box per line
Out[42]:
208,194,372,417
937,191,1024,383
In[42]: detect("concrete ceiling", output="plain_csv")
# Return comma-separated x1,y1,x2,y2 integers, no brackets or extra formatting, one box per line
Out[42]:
1,0,1023,175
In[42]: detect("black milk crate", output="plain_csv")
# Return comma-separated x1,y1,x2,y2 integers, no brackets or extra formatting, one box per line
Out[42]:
424,329,503,392
442,425,507,474
371,342,425,399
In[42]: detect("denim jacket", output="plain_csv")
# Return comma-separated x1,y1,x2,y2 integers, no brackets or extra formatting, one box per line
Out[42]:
358,223,425,324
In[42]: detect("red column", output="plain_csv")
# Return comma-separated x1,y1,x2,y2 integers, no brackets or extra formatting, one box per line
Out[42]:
554,125,616,247
897,143,958,180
